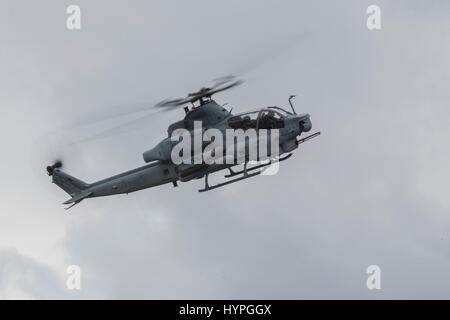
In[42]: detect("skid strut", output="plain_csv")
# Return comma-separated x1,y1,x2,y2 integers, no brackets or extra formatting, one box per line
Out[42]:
225,153,292,178
199,170,262,192
198,154,292,192
198,132,320,192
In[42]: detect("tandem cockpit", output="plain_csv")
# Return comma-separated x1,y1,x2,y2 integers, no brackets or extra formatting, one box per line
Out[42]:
227,107,291,130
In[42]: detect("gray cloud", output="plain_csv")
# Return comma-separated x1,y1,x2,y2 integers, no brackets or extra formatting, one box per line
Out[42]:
1,0,450,299
0,249,66,299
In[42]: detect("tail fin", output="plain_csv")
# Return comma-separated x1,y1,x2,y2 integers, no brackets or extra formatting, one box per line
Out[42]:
51,169,89,197
47,163,89,196
47,163,92,209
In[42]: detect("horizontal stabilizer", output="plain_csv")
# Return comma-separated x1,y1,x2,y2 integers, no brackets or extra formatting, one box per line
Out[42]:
63,190,92,205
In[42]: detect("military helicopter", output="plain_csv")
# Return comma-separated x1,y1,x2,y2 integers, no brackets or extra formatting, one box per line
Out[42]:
47,77,320,209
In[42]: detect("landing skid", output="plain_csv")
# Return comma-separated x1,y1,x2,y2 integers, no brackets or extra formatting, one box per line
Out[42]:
198,170,261,192
198,154,292,192
198,132,321,192
224,153,292,178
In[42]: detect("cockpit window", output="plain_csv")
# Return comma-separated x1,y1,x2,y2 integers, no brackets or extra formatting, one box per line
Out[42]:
258,110,285,129
227,110,285,130
227,111,259,130
267,107,291,116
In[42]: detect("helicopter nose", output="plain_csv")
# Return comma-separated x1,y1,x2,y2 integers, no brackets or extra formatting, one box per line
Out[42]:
299,114,312,132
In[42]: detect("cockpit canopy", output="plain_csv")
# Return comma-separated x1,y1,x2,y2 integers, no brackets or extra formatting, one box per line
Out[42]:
227,107,290,130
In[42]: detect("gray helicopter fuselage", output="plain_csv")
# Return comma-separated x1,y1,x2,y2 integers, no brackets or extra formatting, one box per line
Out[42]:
50,99,313,206
142,100,311,162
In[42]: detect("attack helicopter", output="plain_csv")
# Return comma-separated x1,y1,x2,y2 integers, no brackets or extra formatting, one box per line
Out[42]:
47,77,320,209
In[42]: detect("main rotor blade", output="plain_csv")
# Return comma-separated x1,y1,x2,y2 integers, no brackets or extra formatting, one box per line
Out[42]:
211,74,239,88
153,77,244,110
67,110,163,145
68,102,156,129
154,97,192,108
58,32,305,143
206,79,244,96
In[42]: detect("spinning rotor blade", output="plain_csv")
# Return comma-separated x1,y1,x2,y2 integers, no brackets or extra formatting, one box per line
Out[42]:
42,106,164,148
63,31,305,137
67,111,161,145
154,76,244,110
204,79,244,97
46,160,63,176
68,102,158,129
154,97,192,108
212,74,238,86
38,31,307,152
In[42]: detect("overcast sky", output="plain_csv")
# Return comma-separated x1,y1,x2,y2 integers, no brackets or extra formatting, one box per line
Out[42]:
1,0,450,299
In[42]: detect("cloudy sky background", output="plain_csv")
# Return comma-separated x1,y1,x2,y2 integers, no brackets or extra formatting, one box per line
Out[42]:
1,0,450,299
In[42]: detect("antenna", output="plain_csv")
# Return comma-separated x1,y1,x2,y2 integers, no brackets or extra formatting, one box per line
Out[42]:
288,95,297,114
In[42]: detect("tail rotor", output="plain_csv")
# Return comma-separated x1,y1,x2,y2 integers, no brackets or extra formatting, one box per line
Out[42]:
46,160,63,176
